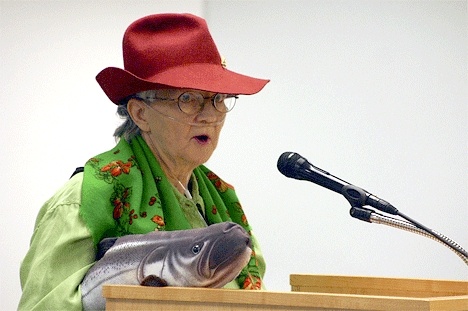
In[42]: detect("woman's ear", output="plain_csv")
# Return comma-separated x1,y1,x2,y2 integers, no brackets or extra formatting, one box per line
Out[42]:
127,99,151,132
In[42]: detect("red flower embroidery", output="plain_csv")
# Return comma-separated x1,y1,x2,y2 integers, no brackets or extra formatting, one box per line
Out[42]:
101,160,132,177
152,215,165,227
254,279,262,289
149,196,157,206
207,172,219,180
214,180,227,192
243,276,252,289
113,205,123,219
110,185,132,221
243,275,262,290
207,171,235,192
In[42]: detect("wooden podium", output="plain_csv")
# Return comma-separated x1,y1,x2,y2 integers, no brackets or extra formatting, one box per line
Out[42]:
103,274,468,310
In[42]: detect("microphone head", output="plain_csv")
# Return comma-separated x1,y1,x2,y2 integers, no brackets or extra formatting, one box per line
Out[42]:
277,151,352,195
277,152,307,179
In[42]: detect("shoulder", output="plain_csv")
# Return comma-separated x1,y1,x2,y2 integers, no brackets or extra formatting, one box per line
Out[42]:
46,172,83,207
34,173,84,228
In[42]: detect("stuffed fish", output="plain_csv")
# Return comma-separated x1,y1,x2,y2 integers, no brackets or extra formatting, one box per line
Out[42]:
81,222,252,310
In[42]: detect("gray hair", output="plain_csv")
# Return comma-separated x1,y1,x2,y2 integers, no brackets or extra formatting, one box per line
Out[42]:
114,90,159,142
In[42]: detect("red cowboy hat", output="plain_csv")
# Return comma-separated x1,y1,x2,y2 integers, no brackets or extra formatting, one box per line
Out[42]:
96,13,269,104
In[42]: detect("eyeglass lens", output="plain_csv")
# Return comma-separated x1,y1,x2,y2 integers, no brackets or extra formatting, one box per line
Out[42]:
178,92,236,115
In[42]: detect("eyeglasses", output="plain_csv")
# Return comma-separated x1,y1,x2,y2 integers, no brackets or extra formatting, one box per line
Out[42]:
142,91,237,115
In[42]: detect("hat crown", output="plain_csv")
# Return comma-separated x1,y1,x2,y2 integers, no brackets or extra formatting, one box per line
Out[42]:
123,14,221,79
96,13,269,104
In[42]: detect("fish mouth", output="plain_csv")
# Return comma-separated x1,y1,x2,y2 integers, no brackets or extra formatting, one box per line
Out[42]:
205,244,252,288
194,222,253,288
207,224,252,271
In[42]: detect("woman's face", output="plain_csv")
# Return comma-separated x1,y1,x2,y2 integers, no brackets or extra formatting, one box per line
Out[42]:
141,89,226,170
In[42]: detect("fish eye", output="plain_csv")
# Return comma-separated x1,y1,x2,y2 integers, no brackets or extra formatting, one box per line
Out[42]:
192,243,203,254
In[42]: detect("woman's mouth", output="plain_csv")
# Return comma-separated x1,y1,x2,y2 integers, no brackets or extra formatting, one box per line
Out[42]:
194,135,210,144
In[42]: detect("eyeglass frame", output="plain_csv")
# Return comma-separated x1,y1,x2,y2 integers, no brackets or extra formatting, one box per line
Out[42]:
135,91,238,116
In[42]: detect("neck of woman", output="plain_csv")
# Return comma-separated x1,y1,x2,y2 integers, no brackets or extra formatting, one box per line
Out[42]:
143,132,194,197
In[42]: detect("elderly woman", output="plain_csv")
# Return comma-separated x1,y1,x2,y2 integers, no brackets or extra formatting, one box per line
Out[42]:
19,13,268,310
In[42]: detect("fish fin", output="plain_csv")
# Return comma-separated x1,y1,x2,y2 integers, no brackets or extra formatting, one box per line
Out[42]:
95,237,118,260
140,275,168,287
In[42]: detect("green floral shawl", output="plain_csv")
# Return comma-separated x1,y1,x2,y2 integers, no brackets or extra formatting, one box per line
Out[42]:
80,135,262,289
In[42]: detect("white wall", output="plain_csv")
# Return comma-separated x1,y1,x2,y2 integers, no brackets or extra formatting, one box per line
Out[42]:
1,1,467,309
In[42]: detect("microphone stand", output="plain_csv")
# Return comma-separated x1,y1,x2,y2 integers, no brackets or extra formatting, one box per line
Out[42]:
350,206,468,266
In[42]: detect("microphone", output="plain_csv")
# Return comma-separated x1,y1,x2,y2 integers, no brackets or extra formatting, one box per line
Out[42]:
277,152,399,215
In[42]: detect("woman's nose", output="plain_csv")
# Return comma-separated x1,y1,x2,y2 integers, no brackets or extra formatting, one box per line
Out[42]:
194,101,224,123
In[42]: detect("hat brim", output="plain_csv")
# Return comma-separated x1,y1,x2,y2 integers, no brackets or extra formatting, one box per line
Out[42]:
97,64,269,104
